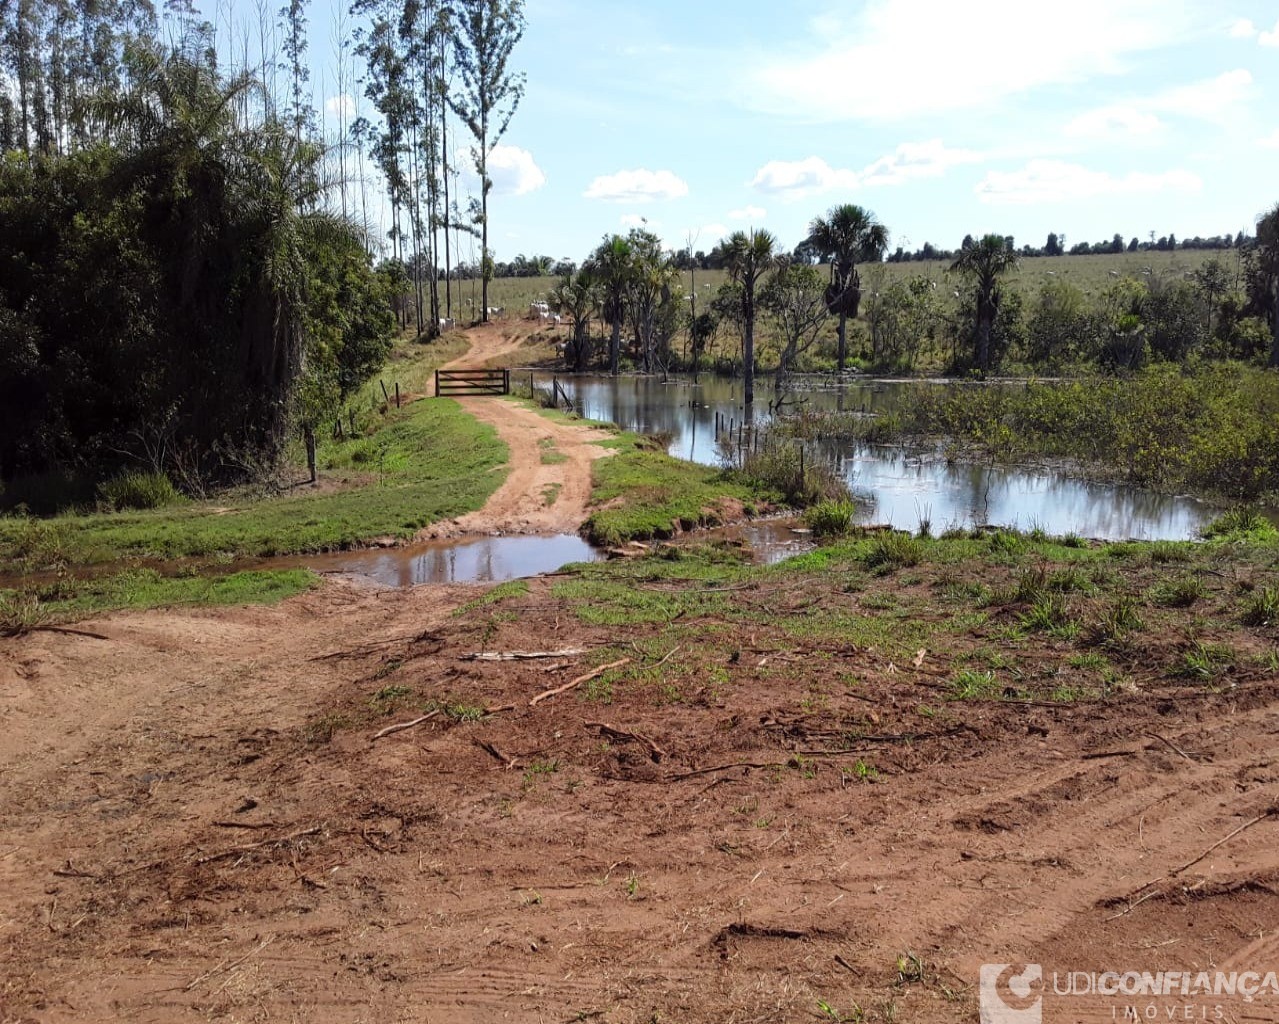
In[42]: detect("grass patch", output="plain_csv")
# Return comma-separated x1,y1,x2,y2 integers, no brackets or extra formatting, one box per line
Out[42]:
1,568,315,630
454,579,530,617
583,433,768,546
1241,586,1279,627
97,470,182,511
804,499,857,538
862,533,925,571
538,437,569,466
1,397,508,567
1149,573,1207,608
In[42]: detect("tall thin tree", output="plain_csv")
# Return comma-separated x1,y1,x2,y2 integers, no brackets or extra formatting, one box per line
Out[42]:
722,229,780,407
805,203,888,373
448,0,524,322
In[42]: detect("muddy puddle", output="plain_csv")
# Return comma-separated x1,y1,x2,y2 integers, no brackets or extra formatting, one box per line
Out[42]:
286,533,600,587
282,519,813,589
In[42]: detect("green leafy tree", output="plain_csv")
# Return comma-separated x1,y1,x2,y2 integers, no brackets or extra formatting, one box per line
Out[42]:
805,203,888,373
950,233,1019,374
588,233,632,375
721,229,780,406
622,228,677,375
761,262,827,390
1253,203,1279,367
550,267,600,371
448,0,525,323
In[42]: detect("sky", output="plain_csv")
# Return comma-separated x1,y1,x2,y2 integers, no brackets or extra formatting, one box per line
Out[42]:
224,0,1279,263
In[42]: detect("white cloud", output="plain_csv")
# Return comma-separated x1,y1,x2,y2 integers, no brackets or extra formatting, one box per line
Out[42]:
458,145,546,197
728,205,767,221
1260,129,1279,150
1062,69,1253,143
584,168,688,202
486,145,546,196
1064,105,1163,139
749,157,860,199
1152,69,1254,117
747,0,1202,122
975,160,1202,205
750,140,980,199
324,93,355,121
860,139,983,186
619,213,657,229
1229,17,1257,38
1260,19,1279,45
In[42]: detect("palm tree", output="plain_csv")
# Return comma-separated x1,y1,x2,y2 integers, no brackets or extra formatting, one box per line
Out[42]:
950,233,1020,375
805,204,888,372
550,267,601,372
722,229,780,406
588,234,632,376
623,229,676,375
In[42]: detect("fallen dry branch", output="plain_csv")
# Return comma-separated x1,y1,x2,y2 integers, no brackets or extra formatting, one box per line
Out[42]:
587,721,667,763
185,935,276,991
311,630,442,661
667,761,788,781
372,709,440,740
1166,806,1278,878
529,658,629,706
475,738,517,768
211,820,283,830
194,826,322,866
1144,731,1201,763
30,625,113,641
464,648,586,661
1122,805,1279,900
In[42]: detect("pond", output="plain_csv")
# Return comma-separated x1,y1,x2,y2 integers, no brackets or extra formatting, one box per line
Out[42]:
534,372,1219,542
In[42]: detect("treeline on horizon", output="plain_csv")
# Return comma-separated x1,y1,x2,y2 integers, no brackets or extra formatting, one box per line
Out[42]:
521,203,1279,394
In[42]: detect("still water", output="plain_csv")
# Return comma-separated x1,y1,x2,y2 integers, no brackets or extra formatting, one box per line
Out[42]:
299,533,598,587
539,373,1217,541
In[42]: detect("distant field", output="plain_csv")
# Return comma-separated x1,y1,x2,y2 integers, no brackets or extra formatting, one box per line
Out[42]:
480,248,1231,311
679,248,1230,304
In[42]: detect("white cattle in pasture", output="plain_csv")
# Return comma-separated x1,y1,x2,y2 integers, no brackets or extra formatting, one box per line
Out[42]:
486,306,506,318
438,317,456,331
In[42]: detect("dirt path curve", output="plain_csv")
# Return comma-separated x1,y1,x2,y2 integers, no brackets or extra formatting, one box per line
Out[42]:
426,322,613,538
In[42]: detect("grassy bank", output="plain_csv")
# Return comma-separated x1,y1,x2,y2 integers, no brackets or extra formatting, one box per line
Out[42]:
0,341,506,570
446,517,1278,717
1,568,315,636
582,432,776,547
780,363,1279,501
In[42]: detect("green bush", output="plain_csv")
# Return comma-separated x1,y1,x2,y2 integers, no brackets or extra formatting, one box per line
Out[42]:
0,590,46,637
734,442,849,506
97,470,180,511
804,500,857,538
862,532,924,571
1200,507,1279,542
1242,587,1279,627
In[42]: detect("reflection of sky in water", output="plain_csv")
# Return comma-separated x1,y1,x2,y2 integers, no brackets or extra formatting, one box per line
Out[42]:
310,534,597,587
844,447,1209,540
546,373,1216,541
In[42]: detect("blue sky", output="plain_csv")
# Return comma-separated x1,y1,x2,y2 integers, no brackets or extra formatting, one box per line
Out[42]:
222,0,1279,263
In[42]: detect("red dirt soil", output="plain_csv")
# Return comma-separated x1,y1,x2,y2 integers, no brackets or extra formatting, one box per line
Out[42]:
3,572,1278,1023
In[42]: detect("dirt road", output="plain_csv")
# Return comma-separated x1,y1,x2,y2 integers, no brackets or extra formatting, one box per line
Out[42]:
427,322,614,537
2,567,1278,1023
3,325,1277,1022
